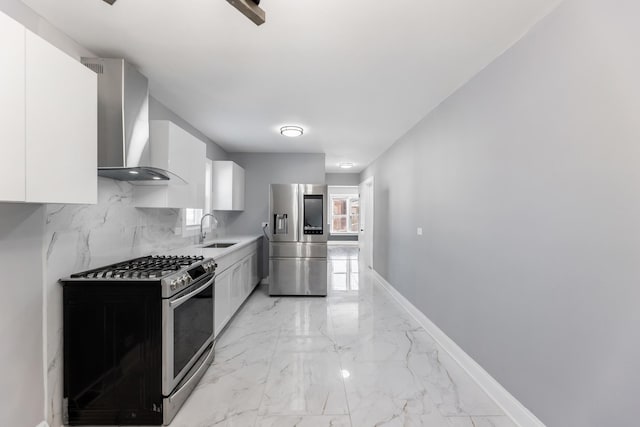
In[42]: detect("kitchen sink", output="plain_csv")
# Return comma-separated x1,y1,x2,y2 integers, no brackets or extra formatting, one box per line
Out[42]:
202,242,237,248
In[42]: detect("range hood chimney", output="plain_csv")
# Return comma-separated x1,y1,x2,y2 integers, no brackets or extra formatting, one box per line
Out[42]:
81,57,176,182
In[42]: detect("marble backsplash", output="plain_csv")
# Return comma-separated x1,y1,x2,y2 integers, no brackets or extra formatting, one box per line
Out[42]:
44,177,230,427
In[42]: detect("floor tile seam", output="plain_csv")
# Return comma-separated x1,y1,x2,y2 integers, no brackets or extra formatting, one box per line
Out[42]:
253,321,283,427
323,259,354,426
334,331,355,427
366,270,508,420
256,414,352,418
354,269,451,417
257,409,352,417
363,269,457,419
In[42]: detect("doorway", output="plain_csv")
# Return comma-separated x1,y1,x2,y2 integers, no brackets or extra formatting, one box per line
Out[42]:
358,177,374,269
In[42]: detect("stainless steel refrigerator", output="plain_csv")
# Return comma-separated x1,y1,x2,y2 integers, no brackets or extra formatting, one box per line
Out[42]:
269,184,328,296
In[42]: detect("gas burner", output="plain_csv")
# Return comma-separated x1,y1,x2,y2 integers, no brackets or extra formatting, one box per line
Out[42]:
70,255,205,280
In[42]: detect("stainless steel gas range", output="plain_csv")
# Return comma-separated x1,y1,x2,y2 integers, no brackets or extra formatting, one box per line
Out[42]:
60,255,217,425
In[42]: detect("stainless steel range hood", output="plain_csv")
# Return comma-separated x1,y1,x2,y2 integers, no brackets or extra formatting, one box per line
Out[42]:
81,57,177,182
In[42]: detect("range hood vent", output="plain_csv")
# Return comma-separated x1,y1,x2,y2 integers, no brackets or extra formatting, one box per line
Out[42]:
81,57,181,183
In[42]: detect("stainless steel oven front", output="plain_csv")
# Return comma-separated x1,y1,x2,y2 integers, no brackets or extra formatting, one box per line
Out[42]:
162,271,215,396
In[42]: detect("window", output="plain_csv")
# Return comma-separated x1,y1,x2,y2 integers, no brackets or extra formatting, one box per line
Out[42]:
330,195,359,234
184,160,213,229
184,208,203,227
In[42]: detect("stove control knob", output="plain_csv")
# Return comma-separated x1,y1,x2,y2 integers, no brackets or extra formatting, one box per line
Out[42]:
184,275,192,286
170,280,177,291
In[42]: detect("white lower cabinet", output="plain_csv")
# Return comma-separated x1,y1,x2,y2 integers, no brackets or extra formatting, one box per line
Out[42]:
241,257,251,299
230,263,243,313
214,268,232,337
249,251,259,289
213,242,262,338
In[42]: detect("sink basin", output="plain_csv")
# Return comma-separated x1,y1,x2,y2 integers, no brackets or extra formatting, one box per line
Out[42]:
202,242,237,249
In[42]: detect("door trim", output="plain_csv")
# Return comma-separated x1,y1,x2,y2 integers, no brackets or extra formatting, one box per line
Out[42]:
358,176,374,269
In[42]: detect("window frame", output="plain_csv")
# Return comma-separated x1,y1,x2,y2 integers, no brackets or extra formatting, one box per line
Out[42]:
329,194,359,235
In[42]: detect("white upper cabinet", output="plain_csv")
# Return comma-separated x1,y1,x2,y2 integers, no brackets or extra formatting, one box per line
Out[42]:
212,161,245,211
0,10,97,204
0,12,26,202
133,120,206,208
25,31,97,204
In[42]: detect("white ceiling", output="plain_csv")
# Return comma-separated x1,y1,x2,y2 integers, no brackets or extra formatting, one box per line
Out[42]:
22,0,560,173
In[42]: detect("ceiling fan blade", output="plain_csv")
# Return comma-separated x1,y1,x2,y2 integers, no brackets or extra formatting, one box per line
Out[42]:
102,0,117,4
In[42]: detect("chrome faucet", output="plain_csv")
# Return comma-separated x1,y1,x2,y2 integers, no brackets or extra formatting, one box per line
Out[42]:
199,213,217,244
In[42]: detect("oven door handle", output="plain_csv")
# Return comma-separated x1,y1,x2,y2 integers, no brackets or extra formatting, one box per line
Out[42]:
169,275,214,308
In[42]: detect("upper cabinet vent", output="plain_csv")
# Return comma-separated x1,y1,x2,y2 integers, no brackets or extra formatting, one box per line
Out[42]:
83,62,104,74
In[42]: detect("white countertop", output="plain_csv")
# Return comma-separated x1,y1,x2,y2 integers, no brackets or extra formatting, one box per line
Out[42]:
165,235,263,260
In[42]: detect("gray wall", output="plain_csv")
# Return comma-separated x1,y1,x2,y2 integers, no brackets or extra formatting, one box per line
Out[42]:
149,96,228,161
325,173,361,186
361,0,640,425
226,153,326,235
0,204,45,427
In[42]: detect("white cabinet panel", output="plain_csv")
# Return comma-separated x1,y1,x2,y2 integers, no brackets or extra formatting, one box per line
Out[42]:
241,256,251,298
232,163,245,210
213,241,262,339
134,120,206,208
25,31,97,204
0,13,26,202
249,251,259,290
212,161,245,211
230,263,243,313
214,268,231,337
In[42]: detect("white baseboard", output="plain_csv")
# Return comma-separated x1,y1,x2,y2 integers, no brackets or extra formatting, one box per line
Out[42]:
371,269,545,427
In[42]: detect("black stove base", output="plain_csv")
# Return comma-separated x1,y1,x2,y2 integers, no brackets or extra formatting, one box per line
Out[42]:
63,283,163,426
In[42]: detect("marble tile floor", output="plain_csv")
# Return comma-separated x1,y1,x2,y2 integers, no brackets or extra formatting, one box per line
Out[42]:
170,246,515,427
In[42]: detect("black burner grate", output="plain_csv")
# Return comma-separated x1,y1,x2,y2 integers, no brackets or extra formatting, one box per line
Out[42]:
70,255,205,280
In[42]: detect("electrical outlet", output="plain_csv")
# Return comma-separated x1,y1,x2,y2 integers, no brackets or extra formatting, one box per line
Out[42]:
261,222,269,229
417,227,423,236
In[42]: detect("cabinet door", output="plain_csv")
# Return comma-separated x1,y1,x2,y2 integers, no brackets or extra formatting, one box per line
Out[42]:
134,121,206,208
232,162,245,210
241,256,251,298
167,123,205,208
25,31,97,204
214,269,231,337
230,264,243,312
0,12,26,202
250,251,259,290
212,161,245,211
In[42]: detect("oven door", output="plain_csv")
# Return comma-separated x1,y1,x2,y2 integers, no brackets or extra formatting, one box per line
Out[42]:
162,273,214,396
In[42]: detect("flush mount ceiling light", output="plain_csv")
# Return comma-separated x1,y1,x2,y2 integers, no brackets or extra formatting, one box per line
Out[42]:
339,162,354,169
280,126,304,138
